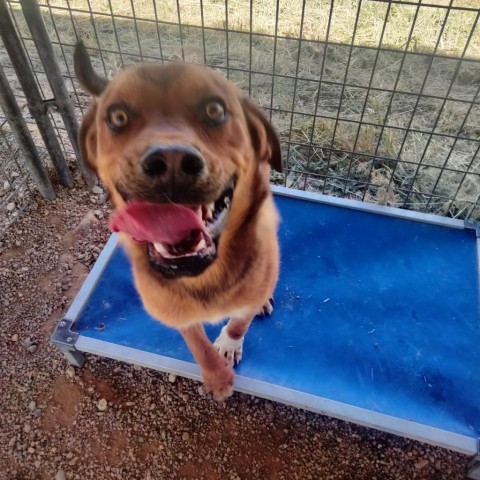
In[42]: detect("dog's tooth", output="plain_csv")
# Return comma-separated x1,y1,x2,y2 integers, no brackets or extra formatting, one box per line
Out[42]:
193,238,207,252
202,203,214,221
153,242,168,255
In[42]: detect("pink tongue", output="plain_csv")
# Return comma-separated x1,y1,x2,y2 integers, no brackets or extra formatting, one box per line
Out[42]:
110,201,205,245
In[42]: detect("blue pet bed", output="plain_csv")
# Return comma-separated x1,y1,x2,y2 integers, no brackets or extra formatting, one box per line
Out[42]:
52,186,480,475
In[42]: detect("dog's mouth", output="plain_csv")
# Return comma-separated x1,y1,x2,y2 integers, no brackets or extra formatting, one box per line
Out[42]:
110,183,234,278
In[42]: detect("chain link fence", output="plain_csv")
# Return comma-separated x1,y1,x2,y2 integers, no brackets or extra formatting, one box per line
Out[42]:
1,0,479,236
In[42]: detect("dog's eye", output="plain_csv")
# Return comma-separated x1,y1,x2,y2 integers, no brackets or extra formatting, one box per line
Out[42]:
107,105,130,131
203,99,227,126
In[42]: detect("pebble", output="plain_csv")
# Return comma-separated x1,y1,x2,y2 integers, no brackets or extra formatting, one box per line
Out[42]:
3,180,10,190
31,409,42,418
182,432,190,441
11,333,18,342
28,401,36,411
97,398,108,411
415,459,429,469
34,460,41,469
91,186,103,195
6,202,15,212
55,470,66,480
24,423,31,433
27,344,37,353
65,365,76,378
168,373,177,383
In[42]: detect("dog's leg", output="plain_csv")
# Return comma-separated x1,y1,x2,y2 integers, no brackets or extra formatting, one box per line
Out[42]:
213,314,253,368
180,323,234,401
215,298,275,367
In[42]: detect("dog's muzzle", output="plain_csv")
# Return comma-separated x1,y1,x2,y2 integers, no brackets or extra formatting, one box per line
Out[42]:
111,177,235,279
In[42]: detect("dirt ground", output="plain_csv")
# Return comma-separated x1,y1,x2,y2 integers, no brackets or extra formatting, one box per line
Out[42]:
0,175,471,480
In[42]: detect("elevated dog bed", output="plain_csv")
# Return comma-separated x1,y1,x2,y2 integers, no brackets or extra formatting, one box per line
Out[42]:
52,187,480,476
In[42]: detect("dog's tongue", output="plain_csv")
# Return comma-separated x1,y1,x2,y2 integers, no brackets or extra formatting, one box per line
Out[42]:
110,201,205,245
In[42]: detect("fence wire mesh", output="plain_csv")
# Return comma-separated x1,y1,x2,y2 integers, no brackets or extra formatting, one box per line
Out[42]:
1,0,480,227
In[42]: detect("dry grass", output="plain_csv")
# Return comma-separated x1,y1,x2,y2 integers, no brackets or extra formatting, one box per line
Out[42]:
3,0,480,219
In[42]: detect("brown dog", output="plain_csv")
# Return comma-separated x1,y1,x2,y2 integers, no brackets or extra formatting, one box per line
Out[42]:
74,42,281,400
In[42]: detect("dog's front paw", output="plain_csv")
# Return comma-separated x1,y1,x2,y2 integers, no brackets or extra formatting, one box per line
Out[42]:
214,326,244,368
202,365,234,401
257,297,274,317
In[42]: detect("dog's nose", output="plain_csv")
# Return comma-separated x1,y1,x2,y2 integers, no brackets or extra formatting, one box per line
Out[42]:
141,145,205,178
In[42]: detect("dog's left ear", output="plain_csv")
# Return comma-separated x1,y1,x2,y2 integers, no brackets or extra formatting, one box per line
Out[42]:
74,40,109,96
242,98,283,173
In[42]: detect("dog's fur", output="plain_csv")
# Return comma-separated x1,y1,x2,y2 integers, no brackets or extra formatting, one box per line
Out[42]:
75,42,281,400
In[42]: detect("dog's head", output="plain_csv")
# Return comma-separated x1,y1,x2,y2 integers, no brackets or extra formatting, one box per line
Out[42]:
75,41,282,279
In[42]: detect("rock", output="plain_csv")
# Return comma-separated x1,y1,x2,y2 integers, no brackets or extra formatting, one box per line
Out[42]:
24,424,31,433
97,398,108,411
65,366,75,378
415,459,429,469
91,185,103,195
55,470,66,480
11,171,20,178
11,334,18,342
31,409,42,418
75,211,98,233
168,373,177,383
28,401,36,411
6,203,15,212
3,180,10,191
182,432,190,441
27,344,37,353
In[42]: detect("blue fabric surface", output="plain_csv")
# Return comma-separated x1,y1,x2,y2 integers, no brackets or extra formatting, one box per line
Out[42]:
75,195,480,438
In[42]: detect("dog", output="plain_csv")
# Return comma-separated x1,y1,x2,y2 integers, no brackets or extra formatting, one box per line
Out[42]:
74,41,282,400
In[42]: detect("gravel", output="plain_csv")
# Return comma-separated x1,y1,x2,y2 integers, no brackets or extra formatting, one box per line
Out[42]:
0,179,471,479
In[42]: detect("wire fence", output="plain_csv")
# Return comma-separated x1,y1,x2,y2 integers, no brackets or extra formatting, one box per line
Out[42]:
1,0,480,234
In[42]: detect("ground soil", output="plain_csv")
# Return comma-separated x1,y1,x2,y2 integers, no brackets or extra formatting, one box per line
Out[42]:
0,176,471,480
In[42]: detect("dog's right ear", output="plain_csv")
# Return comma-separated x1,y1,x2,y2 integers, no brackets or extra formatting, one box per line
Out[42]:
78,105,98,173
74,40,108,96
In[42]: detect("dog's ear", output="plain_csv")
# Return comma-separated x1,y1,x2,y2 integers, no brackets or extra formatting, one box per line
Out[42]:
78,104,98,173
242,98,283,173
74,40,108,96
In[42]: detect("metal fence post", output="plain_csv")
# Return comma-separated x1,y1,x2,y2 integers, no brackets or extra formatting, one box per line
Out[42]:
0,0,73,188
0,64,56,201
19,0,96,187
